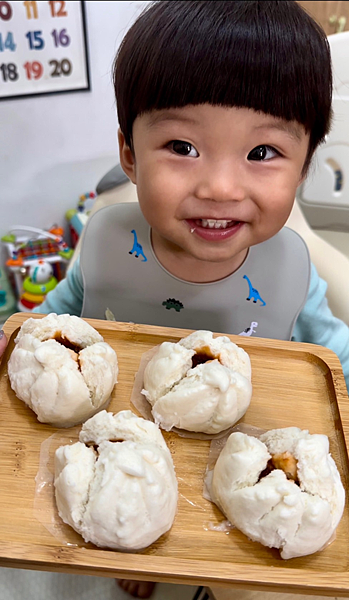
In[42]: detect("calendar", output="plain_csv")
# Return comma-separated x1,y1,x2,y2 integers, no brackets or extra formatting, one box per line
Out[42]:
0,0,90,99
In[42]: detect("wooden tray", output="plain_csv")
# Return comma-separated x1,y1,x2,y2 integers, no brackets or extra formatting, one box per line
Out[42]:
0,312,349,596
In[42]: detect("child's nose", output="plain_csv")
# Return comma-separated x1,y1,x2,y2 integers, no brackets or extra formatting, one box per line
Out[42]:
195,162,245,203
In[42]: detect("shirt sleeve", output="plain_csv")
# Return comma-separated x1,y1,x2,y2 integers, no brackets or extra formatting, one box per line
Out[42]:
293,263,349,393
32,259,84,316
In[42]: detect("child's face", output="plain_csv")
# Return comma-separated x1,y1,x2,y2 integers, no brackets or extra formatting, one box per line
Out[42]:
119,104,309,281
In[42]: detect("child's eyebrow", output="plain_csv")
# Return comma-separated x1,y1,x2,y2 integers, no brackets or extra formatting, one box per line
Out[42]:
144,111,306,144
145,111,199,128
254,121,304,142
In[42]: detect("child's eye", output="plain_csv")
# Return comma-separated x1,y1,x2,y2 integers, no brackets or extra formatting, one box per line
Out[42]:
169,140,199,157
248,145,279,161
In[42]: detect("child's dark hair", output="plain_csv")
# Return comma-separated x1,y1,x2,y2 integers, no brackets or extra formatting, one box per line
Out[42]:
113,0,332,171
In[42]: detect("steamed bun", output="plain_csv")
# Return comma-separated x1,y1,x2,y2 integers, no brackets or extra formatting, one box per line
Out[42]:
54,410,178,550
8,313,118,427
142,330,252,434
210,427,345,559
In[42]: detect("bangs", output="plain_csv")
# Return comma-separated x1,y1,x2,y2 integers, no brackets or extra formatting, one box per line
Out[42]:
114,1,332,155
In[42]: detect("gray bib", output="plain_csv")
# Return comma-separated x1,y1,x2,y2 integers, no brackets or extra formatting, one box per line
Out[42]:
80,203,310,340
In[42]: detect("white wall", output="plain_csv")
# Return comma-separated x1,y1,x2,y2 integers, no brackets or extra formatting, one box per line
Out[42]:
0,0,149,264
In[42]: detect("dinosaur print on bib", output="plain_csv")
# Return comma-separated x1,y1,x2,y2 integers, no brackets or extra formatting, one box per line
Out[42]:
239,321,258,336
243,275,266,306
162,298,184,312
129,229,147,262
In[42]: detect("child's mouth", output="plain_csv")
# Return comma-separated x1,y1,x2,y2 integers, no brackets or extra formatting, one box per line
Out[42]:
186,218,244,241
193,218,237,229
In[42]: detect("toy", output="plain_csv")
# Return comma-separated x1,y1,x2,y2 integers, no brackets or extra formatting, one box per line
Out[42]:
29,260,54,284
1,225,73,312
66,191,96,247
19,260,58,311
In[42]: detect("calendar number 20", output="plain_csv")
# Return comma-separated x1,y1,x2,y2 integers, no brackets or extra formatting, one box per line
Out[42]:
49,58,72,76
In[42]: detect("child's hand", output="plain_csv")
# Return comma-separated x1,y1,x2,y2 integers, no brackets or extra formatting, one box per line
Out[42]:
0,331,7,358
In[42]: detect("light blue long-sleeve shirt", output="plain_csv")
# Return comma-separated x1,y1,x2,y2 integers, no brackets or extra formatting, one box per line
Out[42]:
33,260,349,391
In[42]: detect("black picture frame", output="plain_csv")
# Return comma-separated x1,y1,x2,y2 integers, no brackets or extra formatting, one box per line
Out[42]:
0,0,90,101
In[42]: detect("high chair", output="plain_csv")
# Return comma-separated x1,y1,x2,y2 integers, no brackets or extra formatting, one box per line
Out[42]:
297,31,349,262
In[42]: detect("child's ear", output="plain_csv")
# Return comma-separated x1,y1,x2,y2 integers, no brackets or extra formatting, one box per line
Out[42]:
118,128,137,184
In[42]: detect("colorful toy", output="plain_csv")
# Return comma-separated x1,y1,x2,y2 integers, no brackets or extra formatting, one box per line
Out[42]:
19,260,58,311
66,191,96,247
1,225,73,312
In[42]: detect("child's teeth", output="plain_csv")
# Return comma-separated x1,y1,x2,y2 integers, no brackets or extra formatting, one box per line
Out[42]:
200,219,229,229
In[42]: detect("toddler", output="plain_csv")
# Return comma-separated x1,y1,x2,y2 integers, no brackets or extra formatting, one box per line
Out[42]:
2,1,349,597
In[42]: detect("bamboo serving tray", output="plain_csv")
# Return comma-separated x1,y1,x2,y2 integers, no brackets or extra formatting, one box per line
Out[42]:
1,312,349,596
